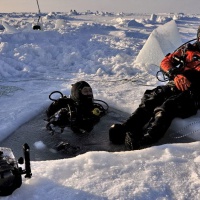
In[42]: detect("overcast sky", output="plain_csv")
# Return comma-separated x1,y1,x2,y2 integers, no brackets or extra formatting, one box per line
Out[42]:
1,0,200,13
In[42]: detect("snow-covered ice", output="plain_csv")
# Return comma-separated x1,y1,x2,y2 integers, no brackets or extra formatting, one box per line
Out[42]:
0,11,200,199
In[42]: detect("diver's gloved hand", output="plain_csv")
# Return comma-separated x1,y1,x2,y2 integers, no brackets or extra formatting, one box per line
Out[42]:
174,74,191,91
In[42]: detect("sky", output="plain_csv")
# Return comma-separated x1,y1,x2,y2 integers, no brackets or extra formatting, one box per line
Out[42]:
0,11,200,199
1,0,200,13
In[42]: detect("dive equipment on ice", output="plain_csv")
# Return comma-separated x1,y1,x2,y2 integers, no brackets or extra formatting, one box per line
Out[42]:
0,143,32,196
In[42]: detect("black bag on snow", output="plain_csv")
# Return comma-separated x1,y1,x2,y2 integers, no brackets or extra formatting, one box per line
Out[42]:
0,143,32,196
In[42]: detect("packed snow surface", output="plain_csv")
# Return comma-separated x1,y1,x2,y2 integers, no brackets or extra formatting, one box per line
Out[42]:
0,11,200,199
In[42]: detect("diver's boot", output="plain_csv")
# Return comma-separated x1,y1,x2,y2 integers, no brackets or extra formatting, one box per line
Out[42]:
125,132,141,150
109,124,126,144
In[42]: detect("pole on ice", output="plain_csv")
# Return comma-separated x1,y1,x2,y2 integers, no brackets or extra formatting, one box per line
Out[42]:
36,0,41,14
33,0,42,30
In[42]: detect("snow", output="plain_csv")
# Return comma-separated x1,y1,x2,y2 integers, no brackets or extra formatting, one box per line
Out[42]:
0,12,200,199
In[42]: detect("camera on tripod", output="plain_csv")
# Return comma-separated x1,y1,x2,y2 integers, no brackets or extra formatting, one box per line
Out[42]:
0,143,32,196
